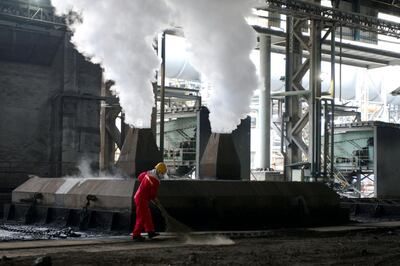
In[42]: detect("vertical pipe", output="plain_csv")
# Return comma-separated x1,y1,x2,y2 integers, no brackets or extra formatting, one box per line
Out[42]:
259,34,272,170
280,102,285,158
331,25,336,99
323,100,329,180
310,18,322,180
330,99,335,181
159,32,166,157
120,112,126,146
352,0,361,41
151,83,158,137
99,81,116,172
99,81,106,172
339,24,343,102
284,15,293,180
285,16,293,103
195,99,202,179
330,25,336,181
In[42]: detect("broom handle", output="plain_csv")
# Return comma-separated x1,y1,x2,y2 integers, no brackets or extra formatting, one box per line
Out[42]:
151,198,163,211
151,199,172,222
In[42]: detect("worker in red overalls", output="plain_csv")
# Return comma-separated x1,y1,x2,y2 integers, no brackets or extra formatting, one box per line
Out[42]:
132,162,167,241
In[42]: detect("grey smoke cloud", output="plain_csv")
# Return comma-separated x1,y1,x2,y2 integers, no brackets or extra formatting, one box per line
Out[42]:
50,0,258,133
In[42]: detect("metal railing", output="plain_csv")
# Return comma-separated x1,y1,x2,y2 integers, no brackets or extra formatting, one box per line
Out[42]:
163,148,196,169
323,154,375,198
0,0,65,25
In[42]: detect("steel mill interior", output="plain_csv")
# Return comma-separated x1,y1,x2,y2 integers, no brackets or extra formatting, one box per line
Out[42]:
2,0,400,265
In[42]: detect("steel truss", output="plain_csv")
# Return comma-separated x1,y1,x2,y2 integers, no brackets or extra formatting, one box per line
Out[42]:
274,0,337,180
282,18,334,180
260,0,400,181
262,0,400,38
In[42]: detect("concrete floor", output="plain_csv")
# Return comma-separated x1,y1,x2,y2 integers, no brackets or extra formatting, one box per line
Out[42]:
1,222,400,265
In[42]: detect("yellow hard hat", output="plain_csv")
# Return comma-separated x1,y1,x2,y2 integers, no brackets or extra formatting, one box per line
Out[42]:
155,162,167,175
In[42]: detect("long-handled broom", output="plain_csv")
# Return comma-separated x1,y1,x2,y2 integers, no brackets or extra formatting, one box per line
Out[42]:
152,199,191,234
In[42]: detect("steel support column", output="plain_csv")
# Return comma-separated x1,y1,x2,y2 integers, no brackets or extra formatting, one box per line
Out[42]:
159,32,166,157
330,24,336,181
151,83,158,138
284,16,304,180
309,18,322,179
100,81,119,171
283,1,324,181
49,33,69,177
259,34,272,169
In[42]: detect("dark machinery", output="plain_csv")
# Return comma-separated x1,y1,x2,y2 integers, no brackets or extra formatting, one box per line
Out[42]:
4,128,348,231
4,177,348,232
199,133,241,180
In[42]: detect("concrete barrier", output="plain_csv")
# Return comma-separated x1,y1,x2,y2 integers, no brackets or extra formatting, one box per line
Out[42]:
12,177,136,211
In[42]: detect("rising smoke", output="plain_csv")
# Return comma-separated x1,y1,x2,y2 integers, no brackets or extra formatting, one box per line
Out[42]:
50,0,259,133
51,0,172,128
71,158,125,179
166,0,259,133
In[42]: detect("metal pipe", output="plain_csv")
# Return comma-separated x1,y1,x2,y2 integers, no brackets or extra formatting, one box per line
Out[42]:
340,24,343,101
330,98,335,181
259,34,272,170
151,83,158,138
310,18,322,180
323,100,329,181
160,32,166,156
195,107,202,179
272,91,310,97
283,15,293,180
331,25,336,98
120,112,126,147
330,25,336,182
280,104,286,162
352,0,361,41
278,100,285,157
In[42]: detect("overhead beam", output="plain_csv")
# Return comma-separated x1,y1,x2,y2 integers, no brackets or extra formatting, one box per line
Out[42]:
347,0,400,17
261,0,400,38
272,91,310,98
253,25,400,59
254,26,398,67
254,26,400,60
270,45,380,68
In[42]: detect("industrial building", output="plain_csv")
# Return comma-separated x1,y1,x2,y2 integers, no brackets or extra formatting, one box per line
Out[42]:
1,0,400,265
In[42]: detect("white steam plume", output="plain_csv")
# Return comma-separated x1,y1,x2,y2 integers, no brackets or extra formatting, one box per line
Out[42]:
50,0,172,128
50,0,259,133
166,0,259,133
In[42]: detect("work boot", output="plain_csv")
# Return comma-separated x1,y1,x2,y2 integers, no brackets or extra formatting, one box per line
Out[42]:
147,232,160,239
132,235,145,242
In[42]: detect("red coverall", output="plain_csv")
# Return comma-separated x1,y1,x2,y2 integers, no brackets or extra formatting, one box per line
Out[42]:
132,171,160,237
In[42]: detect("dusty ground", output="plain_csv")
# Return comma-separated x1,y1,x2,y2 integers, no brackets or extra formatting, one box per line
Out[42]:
0,228,400,266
